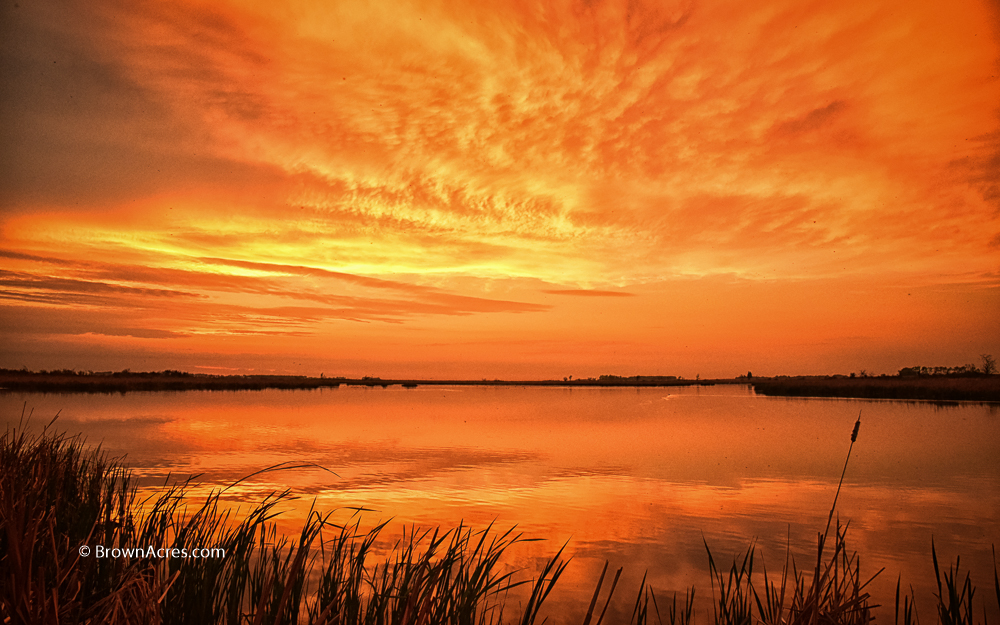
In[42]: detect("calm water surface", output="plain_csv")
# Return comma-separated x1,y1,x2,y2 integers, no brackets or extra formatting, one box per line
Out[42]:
4,385,998,622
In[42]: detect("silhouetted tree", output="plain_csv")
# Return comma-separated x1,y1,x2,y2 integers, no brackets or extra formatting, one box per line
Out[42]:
982,354,997,375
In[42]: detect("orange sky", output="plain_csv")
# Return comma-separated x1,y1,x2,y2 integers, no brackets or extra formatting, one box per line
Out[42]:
1,0,998,378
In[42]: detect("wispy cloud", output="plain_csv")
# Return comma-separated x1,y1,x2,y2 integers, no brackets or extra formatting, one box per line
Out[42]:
1,0,998,375
543,290,636,297
0,250,550,341
4,0,998,283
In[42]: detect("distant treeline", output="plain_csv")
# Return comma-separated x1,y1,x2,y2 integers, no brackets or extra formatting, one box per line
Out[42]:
897,365,985,377
0,368,202,378
751,355,998,402
0,369,348,393
0,368,728,394
752,375,1000,402
5,366,997,400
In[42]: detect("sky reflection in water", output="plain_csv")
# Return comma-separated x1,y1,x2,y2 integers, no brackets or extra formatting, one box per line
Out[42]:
3,386,998,622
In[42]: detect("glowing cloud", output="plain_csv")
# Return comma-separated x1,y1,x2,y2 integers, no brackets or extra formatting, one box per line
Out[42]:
1,0,998,376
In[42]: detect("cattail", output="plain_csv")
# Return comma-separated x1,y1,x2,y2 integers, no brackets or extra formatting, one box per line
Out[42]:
826,410,863,539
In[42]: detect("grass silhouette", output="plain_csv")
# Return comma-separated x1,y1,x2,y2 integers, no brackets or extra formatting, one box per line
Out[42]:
2,411,997,624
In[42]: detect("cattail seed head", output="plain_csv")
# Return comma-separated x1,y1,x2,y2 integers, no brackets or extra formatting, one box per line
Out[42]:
851,418,861,443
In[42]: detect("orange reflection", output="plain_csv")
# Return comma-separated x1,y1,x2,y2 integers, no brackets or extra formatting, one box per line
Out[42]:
4,387,997,622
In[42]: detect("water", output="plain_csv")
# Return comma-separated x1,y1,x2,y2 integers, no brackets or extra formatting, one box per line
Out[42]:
4,385,998,622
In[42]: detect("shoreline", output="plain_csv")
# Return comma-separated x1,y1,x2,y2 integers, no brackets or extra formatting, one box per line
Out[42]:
1,370,998,402
0,370,734,393
751,375,1000,402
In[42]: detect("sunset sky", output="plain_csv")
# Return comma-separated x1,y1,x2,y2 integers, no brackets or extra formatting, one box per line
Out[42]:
2,0,998,379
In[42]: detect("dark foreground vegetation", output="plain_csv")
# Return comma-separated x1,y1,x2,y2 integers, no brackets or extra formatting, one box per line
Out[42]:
2,415,998,625
751,375,1000,402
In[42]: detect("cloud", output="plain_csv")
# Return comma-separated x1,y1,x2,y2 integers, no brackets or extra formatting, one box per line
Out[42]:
195,257,436,294
770,100,850,139
0,269,204,299
1,0,998,375
0,0,289,210
0,249,551,341
543,290,636,297
0,305,187,339
4,0,998,285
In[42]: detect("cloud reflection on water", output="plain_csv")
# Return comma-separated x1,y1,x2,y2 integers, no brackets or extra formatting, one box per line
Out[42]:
2,386,997,623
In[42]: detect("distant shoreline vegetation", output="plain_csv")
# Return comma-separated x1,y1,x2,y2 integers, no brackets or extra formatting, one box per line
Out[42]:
750,370,1000,403
0,361,997,401
0,369,724,394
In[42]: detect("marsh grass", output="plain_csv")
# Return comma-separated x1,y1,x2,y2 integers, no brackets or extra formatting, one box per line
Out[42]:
0,416,568,625
2,411,998,625
578,413,998,625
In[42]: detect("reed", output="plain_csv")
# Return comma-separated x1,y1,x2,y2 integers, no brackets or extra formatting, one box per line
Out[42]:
578,412,998,625
0,417,568,625
697,414,883,625
0,413,158,624
2,413,997,625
